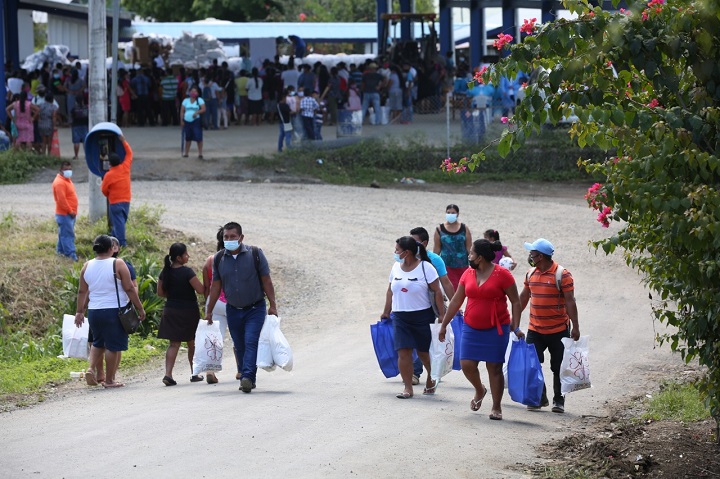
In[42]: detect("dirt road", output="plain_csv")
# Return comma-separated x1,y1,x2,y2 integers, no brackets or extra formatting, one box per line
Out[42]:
0,181,674,478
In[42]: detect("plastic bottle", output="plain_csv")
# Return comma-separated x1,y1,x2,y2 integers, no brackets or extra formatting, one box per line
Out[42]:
69,371,85,379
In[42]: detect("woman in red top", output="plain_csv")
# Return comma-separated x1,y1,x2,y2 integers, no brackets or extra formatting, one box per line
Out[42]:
439,239,523,420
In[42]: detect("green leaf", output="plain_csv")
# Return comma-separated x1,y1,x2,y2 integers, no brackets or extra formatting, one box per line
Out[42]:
498,131,513,158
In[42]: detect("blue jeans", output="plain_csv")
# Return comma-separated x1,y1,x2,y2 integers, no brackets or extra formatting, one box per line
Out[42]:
278,122,292,152
55,214,77,260
203,99,218,129
109,202,130,246
226,302,266,383
361,92,381,125
315,122,323,141
301,116,316,140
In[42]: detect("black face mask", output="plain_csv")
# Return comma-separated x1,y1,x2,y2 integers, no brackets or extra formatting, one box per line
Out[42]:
469,257,480,270
527,254,536,267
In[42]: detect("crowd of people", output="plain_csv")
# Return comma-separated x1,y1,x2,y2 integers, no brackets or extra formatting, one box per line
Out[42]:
382,204,580,420
2,51,465,153
57,155,580,416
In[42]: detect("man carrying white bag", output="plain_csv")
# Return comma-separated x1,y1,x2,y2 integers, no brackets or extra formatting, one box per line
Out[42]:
257,315,293,372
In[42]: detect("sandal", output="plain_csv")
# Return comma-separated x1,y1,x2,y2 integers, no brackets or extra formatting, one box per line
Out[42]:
471,385,488,411
423,379,438,395
206,373,218,384
162,376,177,386
85,369,98,386
396,392,413,399
489,410,503,420
102,382,125,388
190,375,204,382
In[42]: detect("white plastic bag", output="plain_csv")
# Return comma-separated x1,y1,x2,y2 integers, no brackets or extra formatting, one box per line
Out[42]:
429,321,454,383
502,331,519,389
62,314,89,359
560,336,592,394
270,316,293,372
257,315,277,372
192,320,223,375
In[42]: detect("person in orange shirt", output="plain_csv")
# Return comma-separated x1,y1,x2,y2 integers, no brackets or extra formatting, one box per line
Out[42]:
519,238,580,414
101,134,132,246
52,161,78,261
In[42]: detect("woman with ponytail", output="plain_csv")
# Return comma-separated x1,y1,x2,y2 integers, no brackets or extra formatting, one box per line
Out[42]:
439,239,523,420
381,236,446,399
157,243,205,386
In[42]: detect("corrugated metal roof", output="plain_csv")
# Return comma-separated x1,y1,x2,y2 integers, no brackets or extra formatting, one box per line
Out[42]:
122,21,489,44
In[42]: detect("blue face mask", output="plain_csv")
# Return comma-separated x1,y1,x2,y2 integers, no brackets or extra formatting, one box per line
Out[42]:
394,253,404,263
224,240,240,251
446,213,458,223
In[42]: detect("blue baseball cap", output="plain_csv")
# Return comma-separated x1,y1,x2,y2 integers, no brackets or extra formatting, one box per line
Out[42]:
524,238,555,256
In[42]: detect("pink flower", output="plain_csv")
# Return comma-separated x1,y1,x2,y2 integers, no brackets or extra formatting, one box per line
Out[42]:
493,33,514,50
298,12,307,21
473,66,488,84
606,60,613,67
586,11,595,17
520,18,537,35
454,165,467,173
597,206,612,228
647,98,661,108
642,9,649,20
501,116,509,124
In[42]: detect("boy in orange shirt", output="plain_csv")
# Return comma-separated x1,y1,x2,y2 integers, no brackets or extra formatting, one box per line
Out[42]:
52,161,78,261
100,135,132,246
520,238,580,414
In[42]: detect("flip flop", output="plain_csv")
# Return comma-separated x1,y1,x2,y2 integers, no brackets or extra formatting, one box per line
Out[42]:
396,392,413,399
85,370,98,386
190,375,204,382
423,379,438,395
102,382,125,388
489,410,503,420
471,385,488,411
206,373,218,384
162,376,177,386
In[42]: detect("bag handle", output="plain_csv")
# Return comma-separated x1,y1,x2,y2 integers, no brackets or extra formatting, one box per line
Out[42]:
112,259,121,309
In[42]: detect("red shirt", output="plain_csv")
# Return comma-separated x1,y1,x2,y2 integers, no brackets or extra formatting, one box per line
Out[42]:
460,265,514,333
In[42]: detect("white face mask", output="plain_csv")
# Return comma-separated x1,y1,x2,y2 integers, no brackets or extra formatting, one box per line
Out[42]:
446,213,458,223
62,170,73,178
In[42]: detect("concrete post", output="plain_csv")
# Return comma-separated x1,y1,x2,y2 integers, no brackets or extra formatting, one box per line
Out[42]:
88,0,108,222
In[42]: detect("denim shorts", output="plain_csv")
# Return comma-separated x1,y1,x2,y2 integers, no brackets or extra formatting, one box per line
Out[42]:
88,307,128,352
72,125,88,144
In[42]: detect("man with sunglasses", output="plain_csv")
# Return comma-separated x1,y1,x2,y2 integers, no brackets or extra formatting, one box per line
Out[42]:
519,238,580,414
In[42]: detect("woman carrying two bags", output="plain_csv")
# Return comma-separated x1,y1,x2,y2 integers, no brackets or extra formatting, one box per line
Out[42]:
381,236,446,399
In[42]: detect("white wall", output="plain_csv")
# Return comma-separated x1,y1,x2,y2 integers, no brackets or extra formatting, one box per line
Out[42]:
48,15,89,58
18,10,35,60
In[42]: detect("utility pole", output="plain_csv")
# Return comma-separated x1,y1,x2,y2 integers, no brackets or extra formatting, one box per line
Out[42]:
88,0,107,222
110,0,119,124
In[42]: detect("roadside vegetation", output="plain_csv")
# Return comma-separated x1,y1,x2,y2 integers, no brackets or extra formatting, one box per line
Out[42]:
247,123,606,186
0,206,210,406
0,149,59,184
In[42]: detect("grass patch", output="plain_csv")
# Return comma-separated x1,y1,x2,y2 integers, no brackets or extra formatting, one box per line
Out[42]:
0,149,59,184
247,124,606,185
643,381,711,422
0,336,166,395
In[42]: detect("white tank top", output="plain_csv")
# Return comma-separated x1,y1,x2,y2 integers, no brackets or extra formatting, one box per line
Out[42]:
85,258,130,309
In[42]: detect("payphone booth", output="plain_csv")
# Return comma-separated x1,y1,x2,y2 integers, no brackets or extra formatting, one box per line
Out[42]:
84,122,127,228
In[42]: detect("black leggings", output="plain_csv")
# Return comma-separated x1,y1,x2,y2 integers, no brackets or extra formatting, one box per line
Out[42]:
526,327,570,403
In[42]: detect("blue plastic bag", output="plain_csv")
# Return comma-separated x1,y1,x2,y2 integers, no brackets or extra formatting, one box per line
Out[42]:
370,318,399,378
507,338,545,406
450,312,464,371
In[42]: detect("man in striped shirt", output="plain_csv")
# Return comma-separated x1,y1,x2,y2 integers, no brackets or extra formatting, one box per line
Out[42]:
520,238,580,414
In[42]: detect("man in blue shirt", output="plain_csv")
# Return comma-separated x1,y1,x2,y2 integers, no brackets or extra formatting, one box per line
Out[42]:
130,68,152,126
409,227,455,384
205,222,278,393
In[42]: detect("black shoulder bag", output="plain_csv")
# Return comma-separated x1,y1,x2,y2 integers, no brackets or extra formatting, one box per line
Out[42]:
114,259,140,334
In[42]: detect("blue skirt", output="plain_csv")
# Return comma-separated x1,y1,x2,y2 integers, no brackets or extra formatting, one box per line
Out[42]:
461,323,510,363
391,308,435,352
183,119,203,142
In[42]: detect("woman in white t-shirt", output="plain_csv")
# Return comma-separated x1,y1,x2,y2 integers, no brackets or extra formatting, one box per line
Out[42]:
381,236,446,399
246,67,264,126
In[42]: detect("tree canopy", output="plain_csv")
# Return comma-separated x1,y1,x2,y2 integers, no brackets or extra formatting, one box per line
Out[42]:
121,0,434,23
462,0,720,425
